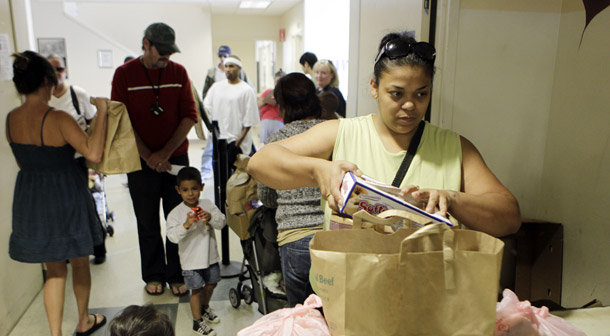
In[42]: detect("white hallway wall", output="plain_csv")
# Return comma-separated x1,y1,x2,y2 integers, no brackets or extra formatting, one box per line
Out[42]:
1,1,42,334
280,1,305,75
30,1,213,98
304,0,350,101
435,0,610,306
450,2,561,221
541,0,610,306
210,13,283,94
352,0,424,117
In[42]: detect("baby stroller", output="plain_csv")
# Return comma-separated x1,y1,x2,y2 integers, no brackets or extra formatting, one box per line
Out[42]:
89,170,115,237
229,206,287,314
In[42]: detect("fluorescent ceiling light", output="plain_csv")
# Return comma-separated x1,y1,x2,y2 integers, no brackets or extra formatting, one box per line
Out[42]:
239,1,271,9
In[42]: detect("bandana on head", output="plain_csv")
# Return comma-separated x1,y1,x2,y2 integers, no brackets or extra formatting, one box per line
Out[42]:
223,57,242,68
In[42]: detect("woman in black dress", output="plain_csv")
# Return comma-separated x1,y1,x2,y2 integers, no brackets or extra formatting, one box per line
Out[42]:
6,51,109,336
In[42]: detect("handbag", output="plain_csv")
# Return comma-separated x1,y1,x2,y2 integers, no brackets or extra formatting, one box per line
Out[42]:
225,154,258,240
310,211,504,336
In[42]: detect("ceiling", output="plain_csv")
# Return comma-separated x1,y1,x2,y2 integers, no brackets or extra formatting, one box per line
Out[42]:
206,0,302,15
38,0,302,16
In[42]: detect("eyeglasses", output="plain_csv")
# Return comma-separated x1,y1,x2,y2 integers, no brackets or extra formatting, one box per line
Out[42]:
374,39,436,66
55,67,65,72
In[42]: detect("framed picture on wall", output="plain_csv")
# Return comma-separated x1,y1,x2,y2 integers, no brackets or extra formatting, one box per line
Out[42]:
37,37,66,58
37,38,67,77
97,49,113,68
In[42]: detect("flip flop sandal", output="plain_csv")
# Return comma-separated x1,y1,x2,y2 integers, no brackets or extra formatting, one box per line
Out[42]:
145,281,165,296
170,282,188,297
76,314,107,336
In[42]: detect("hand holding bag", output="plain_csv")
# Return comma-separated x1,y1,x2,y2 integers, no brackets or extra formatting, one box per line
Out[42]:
86,99,141,174
310,214,504,336
331,208,433,232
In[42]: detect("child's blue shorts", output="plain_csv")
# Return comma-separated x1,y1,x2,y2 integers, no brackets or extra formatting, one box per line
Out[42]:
182,263,221,290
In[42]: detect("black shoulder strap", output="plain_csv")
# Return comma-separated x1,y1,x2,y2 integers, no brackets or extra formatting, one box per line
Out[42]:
40,107,54,146
391,121,426,187
70,86,81,115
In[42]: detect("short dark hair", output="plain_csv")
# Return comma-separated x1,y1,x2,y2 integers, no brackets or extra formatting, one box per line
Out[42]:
109,304,174,336
12,51,57,94
274,72,322,124
176,167,202,185
318,91,339,114
373,31,435,85
299,52,318,68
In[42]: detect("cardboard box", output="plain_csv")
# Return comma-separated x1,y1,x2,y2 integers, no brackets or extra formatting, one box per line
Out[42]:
339,172,453,227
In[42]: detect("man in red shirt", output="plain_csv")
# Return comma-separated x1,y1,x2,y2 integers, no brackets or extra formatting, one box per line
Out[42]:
111,22,197,296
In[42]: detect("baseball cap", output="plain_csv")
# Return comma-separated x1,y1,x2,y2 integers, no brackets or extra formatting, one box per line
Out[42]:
144,22,180,55
218,45,231,57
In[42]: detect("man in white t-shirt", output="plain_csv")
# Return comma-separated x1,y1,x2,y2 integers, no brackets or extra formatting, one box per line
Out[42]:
200,46,253,181
48,56,96,133
203,55,259,168
48,55,107,264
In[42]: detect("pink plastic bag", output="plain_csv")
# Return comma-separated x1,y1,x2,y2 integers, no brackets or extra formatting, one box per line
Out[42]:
237,294,331,336
495,289,586,336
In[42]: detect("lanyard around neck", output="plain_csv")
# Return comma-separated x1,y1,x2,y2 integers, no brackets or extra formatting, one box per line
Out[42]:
142,63,163,104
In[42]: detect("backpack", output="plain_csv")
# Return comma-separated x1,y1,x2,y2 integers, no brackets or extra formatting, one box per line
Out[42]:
225,154,259,240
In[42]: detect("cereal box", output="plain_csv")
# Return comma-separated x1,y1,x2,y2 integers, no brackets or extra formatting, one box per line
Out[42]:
339,172,453,226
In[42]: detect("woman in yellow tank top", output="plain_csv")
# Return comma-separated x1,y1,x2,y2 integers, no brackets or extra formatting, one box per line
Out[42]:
247,31,520,237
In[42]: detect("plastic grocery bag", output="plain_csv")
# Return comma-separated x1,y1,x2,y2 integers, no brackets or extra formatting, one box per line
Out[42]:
495,289,586,336
237,294,331,336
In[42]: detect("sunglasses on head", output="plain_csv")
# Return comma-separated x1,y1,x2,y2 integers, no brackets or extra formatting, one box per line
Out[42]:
374,39,436,66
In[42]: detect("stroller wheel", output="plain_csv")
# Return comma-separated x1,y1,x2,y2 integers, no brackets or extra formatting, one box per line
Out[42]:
229,287,241,308
106,225,114,237
242,284,254,305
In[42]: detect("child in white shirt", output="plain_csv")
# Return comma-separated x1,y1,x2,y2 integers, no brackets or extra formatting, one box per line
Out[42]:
167,167,225,336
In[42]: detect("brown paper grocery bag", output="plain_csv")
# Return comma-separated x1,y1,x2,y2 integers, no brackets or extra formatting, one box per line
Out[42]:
225,155,257,240
330,209,433,233
310,219,504,336
86,100,141,174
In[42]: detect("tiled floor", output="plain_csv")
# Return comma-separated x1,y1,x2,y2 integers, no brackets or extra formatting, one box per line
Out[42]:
9,138,264,336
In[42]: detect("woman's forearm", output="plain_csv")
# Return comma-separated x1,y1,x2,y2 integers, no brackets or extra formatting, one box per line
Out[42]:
85,109,107,163
248,142,327,190
450,191,520,237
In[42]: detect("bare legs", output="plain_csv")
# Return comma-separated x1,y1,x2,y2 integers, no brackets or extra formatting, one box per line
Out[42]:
189,283,217,320
201,283,216,310
44,257,101,335
190,288,203,320
44,261,68,336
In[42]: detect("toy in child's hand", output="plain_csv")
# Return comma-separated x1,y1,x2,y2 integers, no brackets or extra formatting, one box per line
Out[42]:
190,206,204,220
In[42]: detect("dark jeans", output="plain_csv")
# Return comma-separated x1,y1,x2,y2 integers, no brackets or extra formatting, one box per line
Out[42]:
127,154,188,284
279,234,315,307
